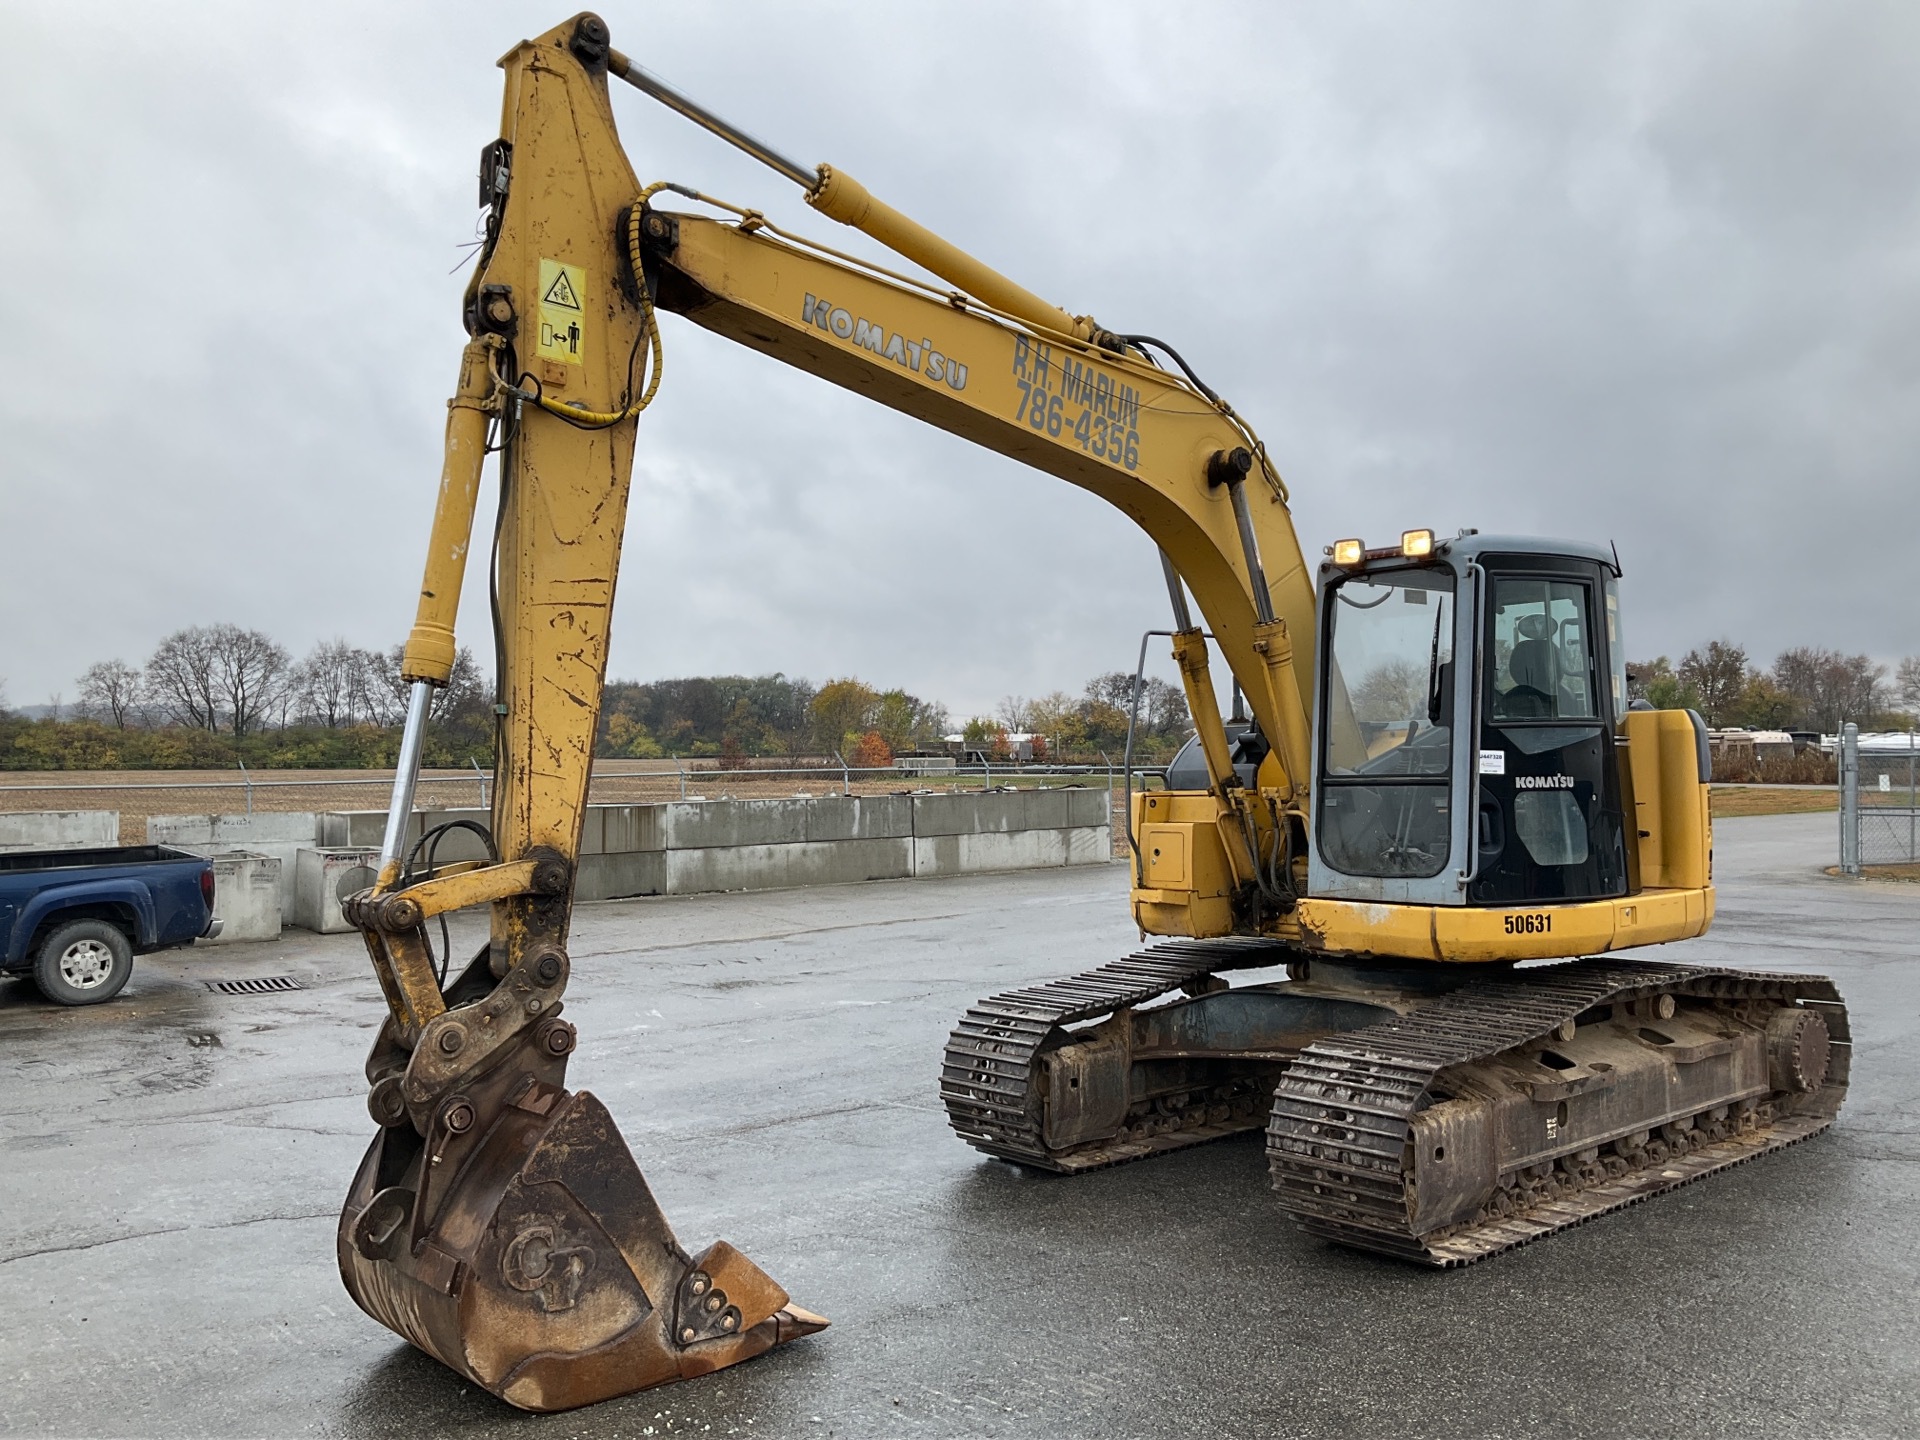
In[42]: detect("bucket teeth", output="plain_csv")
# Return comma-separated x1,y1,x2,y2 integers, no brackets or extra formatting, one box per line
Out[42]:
338,1087,823,1412
775,1304,831,1339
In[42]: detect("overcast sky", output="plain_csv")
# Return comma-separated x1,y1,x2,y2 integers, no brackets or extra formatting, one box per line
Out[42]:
3,1,1915,719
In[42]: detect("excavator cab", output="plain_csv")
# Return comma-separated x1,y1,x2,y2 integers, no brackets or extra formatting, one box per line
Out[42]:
1308,532,1634,911
1136,526,1711,960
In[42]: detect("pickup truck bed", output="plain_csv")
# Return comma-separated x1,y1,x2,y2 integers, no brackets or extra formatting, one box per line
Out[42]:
0,845,220,1004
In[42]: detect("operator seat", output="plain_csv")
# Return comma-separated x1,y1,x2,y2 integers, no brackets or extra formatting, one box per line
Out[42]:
1502,617,1557,718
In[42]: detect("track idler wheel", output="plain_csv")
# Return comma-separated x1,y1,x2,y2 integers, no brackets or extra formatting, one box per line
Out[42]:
338,1084,825,1412
1766,1007,1831,1093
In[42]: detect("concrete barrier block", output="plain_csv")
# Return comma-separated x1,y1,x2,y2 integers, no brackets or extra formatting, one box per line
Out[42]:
663,799,811,850
912,791,1028,837
603,804,664,854
151,812,319,847
915,828,1070,877
204,851,282,942
320,809,501,862
293,848,380,934
1068,787,1112,829
1023,789,1073,832
302,785,1104,903
413,810,491,865
0,811,120,852
320,811,390,849
666,837,912,894
911,833,958,877
578,850,666,901
1064,827,1113,866
805,794,912,842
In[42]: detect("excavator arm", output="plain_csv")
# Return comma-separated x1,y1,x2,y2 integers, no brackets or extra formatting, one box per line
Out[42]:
338,20,828,1413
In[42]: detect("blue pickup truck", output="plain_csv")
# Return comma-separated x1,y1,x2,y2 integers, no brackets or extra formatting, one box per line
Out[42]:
0,846,221,1005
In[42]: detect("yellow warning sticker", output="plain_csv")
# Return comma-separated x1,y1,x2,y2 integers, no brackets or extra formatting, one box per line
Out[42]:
536,258,586,366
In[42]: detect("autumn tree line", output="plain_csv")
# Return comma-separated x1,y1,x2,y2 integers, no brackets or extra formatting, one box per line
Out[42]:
0,628,1191,770
1629,643,1920,733
0,627,494,771
8,625,1906,775
595,671,1190,767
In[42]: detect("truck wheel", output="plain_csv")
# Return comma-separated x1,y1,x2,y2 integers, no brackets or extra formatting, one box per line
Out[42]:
33,920,134,1006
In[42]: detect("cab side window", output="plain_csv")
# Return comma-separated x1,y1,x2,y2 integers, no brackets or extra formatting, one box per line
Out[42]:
1489,579,1597,721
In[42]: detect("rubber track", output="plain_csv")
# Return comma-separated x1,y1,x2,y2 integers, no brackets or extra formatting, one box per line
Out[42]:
940,938,1291,1171
1266,958,1851,1266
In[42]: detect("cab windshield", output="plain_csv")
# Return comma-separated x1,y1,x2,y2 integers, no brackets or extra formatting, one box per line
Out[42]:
1317,567,1455,881
1323,568,1454,777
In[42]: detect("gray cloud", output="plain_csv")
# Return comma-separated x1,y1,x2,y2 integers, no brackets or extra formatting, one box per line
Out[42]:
2,1,1914,718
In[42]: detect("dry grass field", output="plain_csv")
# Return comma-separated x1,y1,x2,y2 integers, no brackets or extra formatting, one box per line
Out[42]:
1709,786,1837,818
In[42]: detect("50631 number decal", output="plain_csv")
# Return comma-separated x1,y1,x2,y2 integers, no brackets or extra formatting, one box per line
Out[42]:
1503,913,1552,935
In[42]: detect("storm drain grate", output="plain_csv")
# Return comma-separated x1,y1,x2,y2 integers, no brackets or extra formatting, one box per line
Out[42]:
204,976,306,996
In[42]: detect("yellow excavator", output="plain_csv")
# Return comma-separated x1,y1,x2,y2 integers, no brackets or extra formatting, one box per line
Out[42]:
341,13,1850,1412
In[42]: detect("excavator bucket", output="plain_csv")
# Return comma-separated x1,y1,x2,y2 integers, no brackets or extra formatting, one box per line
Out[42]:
337,950,825,1413
336,872,830,1413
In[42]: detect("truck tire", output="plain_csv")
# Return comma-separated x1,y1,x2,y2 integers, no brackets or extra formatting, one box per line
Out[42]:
33,920,134,1006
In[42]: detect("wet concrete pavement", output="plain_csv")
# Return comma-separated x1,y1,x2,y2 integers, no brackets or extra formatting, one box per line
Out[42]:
2,813,1916,1439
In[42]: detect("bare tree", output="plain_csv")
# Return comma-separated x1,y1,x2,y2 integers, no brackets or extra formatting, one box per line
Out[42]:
995,695,1034,732
76,660,145,729
1897,656,1920,718
377,644,487,726
436,647,490,727
292,639,368,727
145,627,222,730
357,646,400,724
1084,672,1136,712
207,624,290,739
1351,658,1427,722
1142,676,1189,735
1772,647,1885,731
1677,639,1750,728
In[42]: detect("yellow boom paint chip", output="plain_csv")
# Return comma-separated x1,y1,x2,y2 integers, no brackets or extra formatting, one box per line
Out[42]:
536,258,586,366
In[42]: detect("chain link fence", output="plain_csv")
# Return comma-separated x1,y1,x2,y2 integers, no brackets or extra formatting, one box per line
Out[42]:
1839,723,1920,875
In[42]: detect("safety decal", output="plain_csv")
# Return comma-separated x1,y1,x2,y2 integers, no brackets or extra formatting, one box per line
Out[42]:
536,258,586,366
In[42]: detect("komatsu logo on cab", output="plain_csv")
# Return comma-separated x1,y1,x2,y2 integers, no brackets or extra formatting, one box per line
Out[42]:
801,294,969,391
1514,774,1576,790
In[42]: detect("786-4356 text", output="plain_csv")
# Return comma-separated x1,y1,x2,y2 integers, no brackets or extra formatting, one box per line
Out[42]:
1012,334,1141,471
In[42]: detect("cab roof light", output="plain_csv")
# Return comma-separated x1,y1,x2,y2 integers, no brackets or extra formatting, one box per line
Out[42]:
1329,538,1365,567
1400,528,1435,558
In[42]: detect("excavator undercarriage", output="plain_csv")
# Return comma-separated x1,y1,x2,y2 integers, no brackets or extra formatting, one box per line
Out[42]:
944,947,1848,1266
